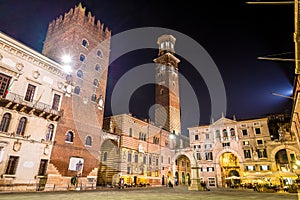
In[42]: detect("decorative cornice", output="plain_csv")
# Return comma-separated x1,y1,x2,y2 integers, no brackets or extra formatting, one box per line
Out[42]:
0,32,67,78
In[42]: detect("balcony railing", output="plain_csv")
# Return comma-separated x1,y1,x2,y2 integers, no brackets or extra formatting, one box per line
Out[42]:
0,92,63,121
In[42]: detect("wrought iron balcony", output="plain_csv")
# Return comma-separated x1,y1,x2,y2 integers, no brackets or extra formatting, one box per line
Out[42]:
0,92,63,121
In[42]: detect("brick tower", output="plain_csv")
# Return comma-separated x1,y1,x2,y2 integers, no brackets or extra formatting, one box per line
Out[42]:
154,35,181,135
42,3,111,188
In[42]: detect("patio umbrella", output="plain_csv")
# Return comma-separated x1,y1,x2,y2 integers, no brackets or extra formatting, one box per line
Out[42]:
225,176,241,180
264,171,298,178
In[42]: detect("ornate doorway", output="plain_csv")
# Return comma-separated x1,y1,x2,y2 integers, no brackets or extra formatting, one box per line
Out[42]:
219,152,240,187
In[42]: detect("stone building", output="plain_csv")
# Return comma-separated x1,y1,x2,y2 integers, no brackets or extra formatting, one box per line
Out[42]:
41,3,111,190
188,114,300,188
100,35,191,187
0,31,66,191
102,114,175,186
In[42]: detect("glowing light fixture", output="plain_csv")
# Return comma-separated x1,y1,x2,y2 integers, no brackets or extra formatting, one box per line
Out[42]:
62,54,72,64
61,54,72,74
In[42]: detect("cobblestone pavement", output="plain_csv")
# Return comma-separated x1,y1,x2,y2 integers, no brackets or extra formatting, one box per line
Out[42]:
1,186,299,200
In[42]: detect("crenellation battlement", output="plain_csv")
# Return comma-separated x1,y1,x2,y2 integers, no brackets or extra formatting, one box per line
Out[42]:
46,3,111,39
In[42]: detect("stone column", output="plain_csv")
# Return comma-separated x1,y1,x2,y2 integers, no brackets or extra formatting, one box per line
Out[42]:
188,166,202,190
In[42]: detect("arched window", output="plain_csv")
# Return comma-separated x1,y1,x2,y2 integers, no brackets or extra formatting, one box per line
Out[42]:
230,128,235,137
65,131,74,142
85,136,92,146
97,49,103,58
91,94,97,102
95,64,101,71
79,54,86,62
74,86,80,95
82,39,88,48
103,152,107,162
16,117,27,136
46,124,54,141
0,113,11,132
223,129,228,138
77,70,83,78
93,79,99,87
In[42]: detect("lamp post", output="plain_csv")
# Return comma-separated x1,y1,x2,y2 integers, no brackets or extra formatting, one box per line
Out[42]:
159,126,162,185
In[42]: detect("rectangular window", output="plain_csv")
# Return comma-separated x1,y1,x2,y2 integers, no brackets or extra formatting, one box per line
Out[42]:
0,73,11,97
135,154,138,163
24,84,36,102
128,153,132,162
207,167,214,172
262,149,268,158
260,165,270,171
51,94,61,110
143,156,146,164
161,156,163,163
243,141,249,145
205,134,209,139
257,139,263,145
290,154,296,161
196,152,201,160
149,157,152,165
195,135,199,140
246,165,255,171
222,142,230,147
156,158,159,166
208,178,216,186
205,152,213,161
5,156,19,175
38,159,48,176
255,128,261,134
127,166,131,174
168,157,171,164
244,150,251,159
242,130,248,136
257,149,267,158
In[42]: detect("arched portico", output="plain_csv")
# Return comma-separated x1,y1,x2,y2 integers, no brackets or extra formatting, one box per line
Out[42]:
215,149,243,187
270,145,300,173
169,150,194,185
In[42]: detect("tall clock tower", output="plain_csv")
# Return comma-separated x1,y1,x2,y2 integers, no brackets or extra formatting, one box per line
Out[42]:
154,35,181,135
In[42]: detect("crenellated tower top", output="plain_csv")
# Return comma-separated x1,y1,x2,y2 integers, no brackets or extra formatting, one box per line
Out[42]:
45,3,111,41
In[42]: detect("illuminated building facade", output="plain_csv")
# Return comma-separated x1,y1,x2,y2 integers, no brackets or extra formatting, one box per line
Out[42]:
188,114,300,188
0,31,66,191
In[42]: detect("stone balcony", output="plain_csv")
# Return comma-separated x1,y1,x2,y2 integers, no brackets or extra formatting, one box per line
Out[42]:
0,92,63,121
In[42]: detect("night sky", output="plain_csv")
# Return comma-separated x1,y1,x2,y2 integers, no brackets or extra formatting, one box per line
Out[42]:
0,0,295,136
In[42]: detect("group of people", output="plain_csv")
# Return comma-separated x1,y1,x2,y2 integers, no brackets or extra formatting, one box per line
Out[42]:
201,181,210,191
